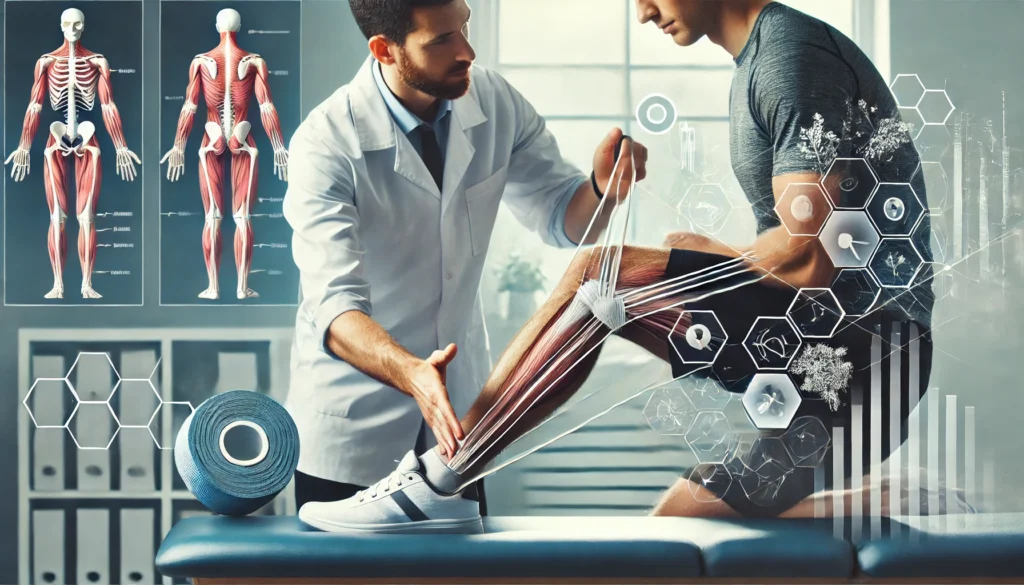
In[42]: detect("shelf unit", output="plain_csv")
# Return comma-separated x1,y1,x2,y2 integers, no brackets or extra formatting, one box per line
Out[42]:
18,328,294,585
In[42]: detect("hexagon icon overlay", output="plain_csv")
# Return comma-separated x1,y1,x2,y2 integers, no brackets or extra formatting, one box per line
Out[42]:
685,411,736,464
786,288,845,339
741,373,802,430
679,183,739,236
670,310,727,365
889,74,926,108
68,402,121,450
644,384,697,436
110,379,163,427
917,89,955,125
869,238,925,289
830,268,881,317
743,316,803,371
775,183,833,236
819,210,882,269
866,183,925,237
24,378,78,428
822,158,879,209
67,351,120,402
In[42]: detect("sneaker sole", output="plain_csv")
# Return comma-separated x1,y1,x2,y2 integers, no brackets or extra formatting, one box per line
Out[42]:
299,510,484,535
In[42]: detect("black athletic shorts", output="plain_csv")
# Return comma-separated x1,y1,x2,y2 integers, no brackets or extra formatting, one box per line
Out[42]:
664,249,933,517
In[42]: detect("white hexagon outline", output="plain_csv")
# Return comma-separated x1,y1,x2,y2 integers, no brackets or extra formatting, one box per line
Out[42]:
678,183,741,236
66,351,122,402
107,378,163,428
635,92,677,135
822,157,880,210
148,401,197,450
684,411,735,464
669,309,728,365
23,377,80,429
889,73,926,108
67,401,121,450
785,287,847,339
915,89,956,126
773,182,834,237
913,160,949,214
687,464,733,502
831,268,882,317
782,416,833,468
868,236,926,290
684,378,732,411
742,316,803,371
865,182,926,237
741,373,802,431
898,106,926,137
818,209,883,269
643,386,697,436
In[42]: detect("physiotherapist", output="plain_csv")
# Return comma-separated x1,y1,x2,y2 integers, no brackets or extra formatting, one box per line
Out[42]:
282,0,649,510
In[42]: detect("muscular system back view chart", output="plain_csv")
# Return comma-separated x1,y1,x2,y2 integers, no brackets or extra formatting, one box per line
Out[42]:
159,1,300,305
3,1,144,306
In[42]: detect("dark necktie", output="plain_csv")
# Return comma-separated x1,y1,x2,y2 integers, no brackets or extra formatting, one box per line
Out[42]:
418,125,444,191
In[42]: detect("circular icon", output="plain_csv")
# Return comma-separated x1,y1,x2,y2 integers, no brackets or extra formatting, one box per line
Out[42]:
636,93,677,135
686,324,711,350
791,195,814,222
884,197,906,221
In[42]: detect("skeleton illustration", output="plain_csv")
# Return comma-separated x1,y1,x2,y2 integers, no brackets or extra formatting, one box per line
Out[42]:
160,9,289,300
4,9,141,299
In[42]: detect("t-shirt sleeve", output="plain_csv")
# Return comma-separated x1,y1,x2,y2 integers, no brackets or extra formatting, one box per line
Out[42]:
749,38,857,177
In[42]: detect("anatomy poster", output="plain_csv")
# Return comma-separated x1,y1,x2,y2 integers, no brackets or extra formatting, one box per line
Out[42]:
3,0,144,306
159,0,300,305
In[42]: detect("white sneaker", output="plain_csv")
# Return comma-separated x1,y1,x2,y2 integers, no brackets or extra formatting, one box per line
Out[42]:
298,450,484,534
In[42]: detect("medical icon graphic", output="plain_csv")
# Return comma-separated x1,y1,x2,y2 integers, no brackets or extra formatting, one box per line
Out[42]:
643,385,697,436
867,183,925,236
687,464,732,502
786,288,845,338
741,373,801,430
774,182,833,236
743,316,802,370
682,377,731,411
670,310,727,364
160,8,290,301
819,210,882,268
782,416,831,468
685,411,736,464
830,268,881,316
869,238,924,289
679,184,734,235
5,8,141,300
739,436,795,506
822,157,879,209
635,93,677,135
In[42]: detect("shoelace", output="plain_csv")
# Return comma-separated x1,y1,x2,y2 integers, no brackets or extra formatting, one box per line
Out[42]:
359,469,414,502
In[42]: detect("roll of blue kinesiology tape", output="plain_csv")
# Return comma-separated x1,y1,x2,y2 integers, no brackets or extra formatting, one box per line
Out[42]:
174,390,300,516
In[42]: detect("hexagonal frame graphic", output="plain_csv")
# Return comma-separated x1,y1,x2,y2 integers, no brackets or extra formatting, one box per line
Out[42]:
866,182,926,237
774,182,834,237
785,288,846,339
822,157,880,210
643,385,697,436
68,401,121,450
24,377,79,428
683,377,732,411
742,316,803,371
830,268,882,317
108,378,163,428
685,411,735,464
678,183,740,236
670,309,728,365
687,464,733,503
819,209,883,269
741,373,802,430
916,89,956,126
782,416,832,468
67,351,122,402
869,237,926,290
898,106,925,134
148,401,197,449
889,74,926,108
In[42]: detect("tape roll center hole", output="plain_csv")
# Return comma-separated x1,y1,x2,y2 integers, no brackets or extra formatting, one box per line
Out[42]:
647,104,667,124
219,421,269,466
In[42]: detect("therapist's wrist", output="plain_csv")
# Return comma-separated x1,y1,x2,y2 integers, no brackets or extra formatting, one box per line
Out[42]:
590,170,604,199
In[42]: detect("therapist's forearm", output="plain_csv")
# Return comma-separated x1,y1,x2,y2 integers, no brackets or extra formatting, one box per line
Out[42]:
563,182,614,245
325,311,422,397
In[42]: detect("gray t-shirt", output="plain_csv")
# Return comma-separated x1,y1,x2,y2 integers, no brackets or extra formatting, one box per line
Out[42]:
729,2,934,327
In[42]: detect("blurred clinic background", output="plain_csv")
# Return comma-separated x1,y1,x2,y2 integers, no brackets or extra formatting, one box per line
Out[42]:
1,0,1023,583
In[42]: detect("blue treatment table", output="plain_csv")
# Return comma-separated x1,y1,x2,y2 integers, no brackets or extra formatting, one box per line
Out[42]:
156,514,1024,584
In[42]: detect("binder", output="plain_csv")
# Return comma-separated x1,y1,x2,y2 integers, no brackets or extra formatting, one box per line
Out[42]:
119,350,160,491
31,355,67,491
73,354,115,491
76,508,110,584
32,509,65,585
215,352,258,393
120,509,155,585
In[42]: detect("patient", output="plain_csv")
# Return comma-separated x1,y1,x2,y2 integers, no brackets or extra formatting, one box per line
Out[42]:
298,228,941,533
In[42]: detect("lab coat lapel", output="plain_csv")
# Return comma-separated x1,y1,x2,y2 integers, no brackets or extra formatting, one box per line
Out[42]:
441,93,487,216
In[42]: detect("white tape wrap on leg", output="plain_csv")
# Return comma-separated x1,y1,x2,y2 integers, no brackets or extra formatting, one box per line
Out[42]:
575,280,626,332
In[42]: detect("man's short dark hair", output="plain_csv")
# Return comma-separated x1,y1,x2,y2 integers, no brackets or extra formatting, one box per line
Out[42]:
349,0,456,44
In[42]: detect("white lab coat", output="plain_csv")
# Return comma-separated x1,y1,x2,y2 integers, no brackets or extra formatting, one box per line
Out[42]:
283,56,587,486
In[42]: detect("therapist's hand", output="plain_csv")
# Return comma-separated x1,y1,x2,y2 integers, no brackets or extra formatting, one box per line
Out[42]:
592,127,648,202
407,343,465,457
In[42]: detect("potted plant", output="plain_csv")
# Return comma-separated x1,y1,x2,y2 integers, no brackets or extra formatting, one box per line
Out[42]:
494,252,546,322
